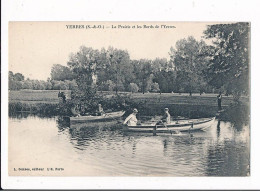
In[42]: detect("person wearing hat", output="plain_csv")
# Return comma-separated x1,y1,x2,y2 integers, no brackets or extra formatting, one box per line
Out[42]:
123,108,138,126
161,108,171,124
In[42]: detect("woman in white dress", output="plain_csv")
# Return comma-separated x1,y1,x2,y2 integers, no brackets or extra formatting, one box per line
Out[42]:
123,108,138,126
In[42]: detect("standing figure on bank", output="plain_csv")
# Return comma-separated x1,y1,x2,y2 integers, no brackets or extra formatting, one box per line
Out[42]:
123,108,138,126
217,92,222,111
58,90,63,103
97,104,105,116
61,92,66,103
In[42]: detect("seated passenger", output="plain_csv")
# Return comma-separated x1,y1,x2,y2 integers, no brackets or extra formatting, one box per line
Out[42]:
161,108,171,124
123,108,138,126
71,105,81,117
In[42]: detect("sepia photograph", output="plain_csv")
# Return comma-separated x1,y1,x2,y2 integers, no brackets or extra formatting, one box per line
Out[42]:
7,21,250,177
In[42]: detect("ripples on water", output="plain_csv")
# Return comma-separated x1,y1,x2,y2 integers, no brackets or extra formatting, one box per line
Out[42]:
9,115,250,176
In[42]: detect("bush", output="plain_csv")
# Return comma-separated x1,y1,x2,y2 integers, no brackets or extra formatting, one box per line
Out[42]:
128,83,139,93
52,80,69,90
45,81,53,90
9,80,22,90
21,80,33,89
101,80,116,91
150,82,160,92
65,80,78,90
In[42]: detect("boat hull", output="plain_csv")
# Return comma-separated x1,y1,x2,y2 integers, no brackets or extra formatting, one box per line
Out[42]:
70,120,123,130
70,111,125,123
124,117,215,133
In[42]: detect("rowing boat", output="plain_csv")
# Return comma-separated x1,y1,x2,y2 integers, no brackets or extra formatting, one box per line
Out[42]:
123,117,215,133
70,111,125,123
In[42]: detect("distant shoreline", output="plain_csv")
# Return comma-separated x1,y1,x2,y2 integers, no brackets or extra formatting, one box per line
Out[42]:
8,89,249,106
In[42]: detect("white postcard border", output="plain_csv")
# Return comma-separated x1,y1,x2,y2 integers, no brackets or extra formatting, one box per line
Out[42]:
1,0,260,190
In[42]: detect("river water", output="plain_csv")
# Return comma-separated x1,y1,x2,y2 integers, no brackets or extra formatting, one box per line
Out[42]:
8,114,250,176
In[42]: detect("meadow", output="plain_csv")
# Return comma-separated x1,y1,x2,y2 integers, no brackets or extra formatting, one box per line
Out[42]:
9,90,71,104
8,90,249,119
9,89,248,106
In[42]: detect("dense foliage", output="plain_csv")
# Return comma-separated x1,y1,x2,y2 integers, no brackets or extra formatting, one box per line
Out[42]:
169,36,212,95
203,22,250,99
9,23,250,102
8,71,77,91
50,64,76,81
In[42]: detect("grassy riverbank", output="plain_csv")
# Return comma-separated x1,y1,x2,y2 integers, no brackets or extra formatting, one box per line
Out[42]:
9,90,248,106
8,90,249,119
9,90,71,104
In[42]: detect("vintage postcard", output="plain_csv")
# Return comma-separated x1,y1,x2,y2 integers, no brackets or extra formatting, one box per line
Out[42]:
7,21,250,178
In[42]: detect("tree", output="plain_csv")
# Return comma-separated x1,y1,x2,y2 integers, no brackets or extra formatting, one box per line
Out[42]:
22,80,33,89
38,81,47,90
100,80,115,91
9,71,14,80
13,73,25,81
9,80,22,90
9,71,25,81
67,46,105,113
150,82,160,93
128,83,139,93
52,80,69,90
65,80,78,90
45,81,53,90
132,59,153,94
169,36,210,95
68,46,101,89
151,58,172,72
31,80,44,90
203,22,250,99
51,64,75,81
153,70,176,93
102,47,133,93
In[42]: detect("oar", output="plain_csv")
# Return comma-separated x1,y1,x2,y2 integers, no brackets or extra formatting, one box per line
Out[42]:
163,123,173,135
103,112,122,124
157,120,173,135
164,120,183,135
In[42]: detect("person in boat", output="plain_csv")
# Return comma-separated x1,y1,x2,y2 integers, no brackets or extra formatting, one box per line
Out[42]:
71,104,81,117
159,108,171,124
123,108,138,126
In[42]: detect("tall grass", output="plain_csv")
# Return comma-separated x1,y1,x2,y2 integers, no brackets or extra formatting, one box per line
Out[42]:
9,102,59,117
9,90,71,103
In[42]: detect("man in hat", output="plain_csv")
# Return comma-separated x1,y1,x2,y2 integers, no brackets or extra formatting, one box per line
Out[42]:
123,108,138,126
162,108,171,124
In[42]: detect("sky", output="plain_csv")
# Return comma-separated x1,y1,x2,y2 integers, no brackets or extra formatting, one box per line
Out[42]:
9,22,215,80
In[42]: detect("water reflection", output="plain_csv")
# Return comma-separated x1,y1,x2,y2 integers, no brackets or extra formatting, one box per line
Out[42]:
206,138,249,176
8,112,250,176
56,116,70,132
62,117,249,176
217,120,221,137
218,103,250,132
206,119,249,176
